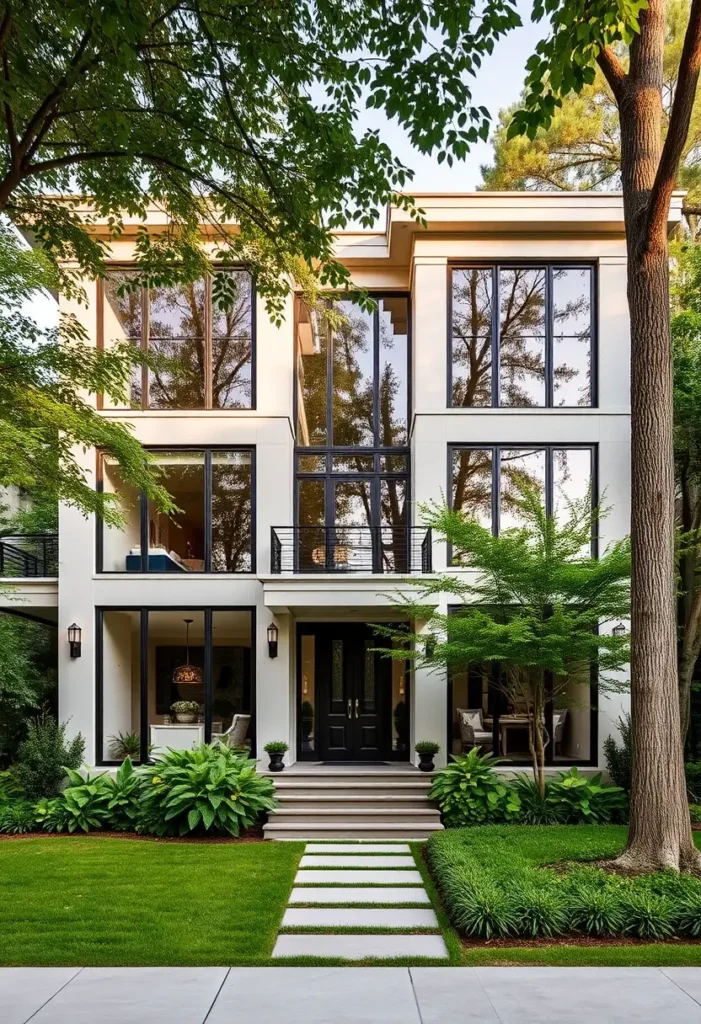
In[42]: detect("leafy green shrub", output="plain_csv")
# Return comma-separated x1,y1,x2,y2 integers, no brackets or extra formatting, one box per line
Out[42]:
415,740,440,756
35,769,113,833
547,768,628,824
622,892,676,939
11,715,84,798
105,758,142,830
137,743,277,837
0,769,22,803
428,749,521,826
566,882,626,935
510,776,565,825
690,803,701,824
603,713,632,793
515,883,568,937
263,741,289,754
0,800,37,834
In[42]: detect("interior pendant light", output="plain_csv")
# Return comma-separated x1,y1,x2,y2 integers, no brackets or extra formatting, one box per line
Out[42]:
173,618,203,684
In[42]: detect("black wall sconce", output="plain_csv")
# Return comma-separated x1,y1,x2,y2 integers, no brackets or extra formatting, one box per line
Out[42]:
424,637,436,658
68,622,82,658
267,622,279,659
612,622,627,637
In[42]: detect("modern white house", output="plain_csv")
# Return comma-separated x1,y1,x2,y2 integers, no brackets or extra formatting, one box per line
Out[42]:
0,189,669,834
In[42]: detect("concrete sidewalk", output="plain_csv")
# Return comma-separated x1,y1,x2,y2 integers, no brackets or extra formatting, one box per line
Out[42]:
4,966,701,1023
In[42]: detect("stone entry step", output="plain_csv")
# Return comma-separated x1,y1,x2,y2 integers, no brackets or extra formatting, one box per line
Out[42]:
281,907,439,928
300,854,416,868
288,886,432,904
272,933,448,960
304,843,412,853
295,868,424,885
265,822,441,840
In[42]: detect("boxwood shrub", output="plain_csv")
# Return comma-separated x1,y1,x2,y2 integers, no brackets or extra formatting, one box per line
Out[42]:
427,825,701,940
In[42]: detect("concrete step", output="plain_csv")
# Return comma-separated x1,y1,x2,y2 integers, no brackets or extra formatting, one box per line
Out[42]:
276,794,432,808
272,933,448,960
269,807,441,824
264,821,443,840
271,785,434,801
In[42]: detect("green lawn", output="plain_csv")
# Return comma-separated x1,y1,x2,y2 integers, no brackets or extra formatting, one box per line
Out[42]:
0,836,303,966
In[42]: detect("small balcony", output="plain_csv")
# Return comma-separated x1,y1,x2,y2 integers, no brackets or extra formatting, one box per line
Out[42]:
270,526,432,575
0,534,58,578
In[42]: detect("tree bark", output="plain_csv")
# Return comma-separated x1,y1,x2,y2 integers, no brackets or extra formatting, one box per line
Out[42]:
613,0,701,871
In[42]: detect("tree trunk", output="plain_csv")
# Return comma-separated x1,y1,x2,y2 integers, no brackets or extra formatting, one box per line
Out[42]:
528,682,546,798
616,0,701,870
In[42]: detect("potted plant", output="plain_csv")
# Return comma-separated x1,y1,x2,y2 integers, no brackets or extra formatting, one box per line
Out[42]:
264,741,289,772
170,700,200,724
415,740,440,773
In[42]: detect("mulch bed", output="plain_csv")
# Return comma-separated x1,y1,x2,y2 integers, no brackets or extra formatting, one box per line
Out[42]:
0,824,266,844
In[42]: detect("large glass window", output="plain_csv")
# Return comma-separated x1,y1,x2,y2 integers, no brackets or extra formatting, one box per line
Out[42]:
450,264,594,408
294,295,410,571
98,448,254,573
450,445,594,544
98,607,254,764
102,269,254,409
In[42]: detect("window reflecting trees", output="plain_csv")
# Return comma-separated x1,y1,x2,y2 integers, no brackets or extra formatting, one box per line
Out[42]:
450,265,594,408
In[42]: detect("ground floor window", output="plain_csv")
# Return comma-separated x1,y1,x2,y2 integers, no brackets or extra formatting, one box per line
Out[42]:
296,622,410,761
97,607,254,764
448,661,595,766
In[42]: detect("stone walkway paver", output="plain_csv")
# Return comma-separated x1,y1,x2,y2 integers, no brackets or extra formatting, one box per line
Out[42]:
5,967,701,1023
274,840,448,961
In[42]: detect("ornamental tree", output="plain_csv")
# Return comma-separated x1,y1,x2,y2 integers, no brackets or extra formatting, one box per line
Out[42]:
376,481,630,796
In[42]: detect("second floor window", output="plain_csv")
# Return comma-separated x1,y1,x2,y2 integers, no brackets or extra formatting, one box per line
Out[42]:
98,447,254,573
102,269,254,410
449,264,595,409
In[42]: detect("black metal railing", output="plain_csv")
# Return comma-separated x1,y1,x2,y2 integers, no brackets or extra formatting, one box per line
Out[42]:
270,526,432,574
0,534,58,577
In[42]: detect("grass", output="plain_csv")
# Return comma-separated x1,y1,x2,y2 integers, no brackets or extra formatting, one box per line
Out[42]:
426,825,701,965
0,836,303,966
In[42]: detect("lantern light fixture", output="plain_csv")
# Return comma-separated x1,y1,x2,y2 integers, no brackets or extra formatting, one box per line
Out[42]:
612,622,627,637
67,623,82,659
267,622,279,659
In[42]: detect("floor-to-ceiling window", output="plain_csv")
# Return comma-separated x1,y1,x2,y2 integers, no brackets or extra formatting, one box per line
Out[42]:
97,447,254,573
294,295,410,571
97,607,254,764
446,444,597,765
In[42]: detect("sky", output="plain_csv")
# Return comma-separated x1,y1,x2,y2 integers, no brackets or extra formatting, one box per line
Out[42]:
359,0,543,192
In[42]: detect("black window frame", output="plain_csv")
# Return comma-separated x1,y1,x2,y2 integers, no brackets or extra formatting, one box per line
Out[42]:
447,443,598,555
95,604,256,766
96,445,256,574
447,261,598,409
98,265,257,411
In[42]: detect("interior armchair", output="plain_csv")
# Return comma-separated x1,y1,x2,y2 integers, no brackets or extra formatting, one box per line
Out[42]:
457,708,493,753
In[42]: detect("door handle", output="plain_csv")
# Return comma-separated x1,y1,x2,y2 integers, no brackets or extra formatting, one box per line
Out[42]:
355,698,359,718
347,699,352,719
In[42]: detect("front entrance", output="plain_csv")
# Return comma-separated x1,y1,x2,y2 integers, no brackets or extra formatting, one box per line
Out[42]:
297,623,410,761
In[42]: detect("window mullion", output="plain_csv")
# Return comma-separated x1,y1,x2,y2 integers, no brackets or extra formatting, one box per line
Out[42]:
493,446,500,536
546,266,554,407
142,285,149,409
492,266,499,407
545,446,554,518
205,450,213,572
205,275,213,408
139,610,149,763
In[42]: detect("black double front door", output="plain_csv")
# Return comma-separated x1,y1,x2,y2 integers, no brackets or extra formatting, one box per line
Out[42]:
298,623,402,761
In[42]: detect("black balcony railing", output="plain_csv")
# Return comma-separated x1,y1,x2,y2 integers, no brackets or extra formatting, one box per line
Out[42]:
270,526,432,574
0,534,58,577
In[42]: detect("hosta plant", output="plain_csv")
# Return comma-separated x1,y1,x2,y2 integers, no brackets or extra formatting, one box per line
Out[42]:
428,748,521,826
106,758,142,830
137,743,277,837
548,768,628,824
35,769,113,833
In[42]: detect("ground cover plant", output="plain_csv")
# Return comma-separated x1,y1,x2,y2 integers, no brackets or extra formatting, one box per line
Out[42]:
427,826,701,942
0,836,302,966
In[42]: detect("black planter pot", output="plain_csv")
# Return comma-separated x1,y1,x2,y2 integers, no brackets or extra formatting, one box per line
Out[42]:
418,752,435,772
268,751,285,772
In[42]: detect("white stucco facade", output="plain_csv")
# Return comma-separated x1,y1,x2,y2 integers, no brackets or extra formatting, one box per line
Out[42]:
11,190,680,772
